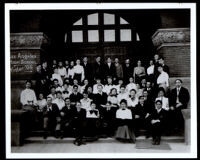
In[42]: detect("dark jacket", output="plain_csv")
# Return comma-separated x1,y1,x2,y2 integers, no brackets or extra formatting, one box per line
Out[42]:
82,62,93,80
93,92,108,107
150,108,167,125
169,86,190,109
43,103,60,118
104,63,116,79
93,62,104,80
69,92,83,104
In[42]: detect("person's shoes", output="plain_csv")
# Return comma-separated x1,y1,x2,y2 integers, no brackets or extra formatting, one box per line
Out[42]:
54,130,60,139
156,137,160,145
43,131,48,139
152,139,156,145
73,140,81,146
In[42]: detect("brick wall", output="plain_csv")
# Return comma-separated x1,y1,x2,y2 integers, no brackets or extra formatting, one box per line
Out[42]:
158,45,190,77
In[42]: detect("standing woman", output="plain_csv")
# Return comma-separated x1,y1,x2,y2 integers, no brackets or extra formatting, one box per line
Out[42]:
115,99,136,143
73,59,85,83
156,65,169,93
133,60,146,84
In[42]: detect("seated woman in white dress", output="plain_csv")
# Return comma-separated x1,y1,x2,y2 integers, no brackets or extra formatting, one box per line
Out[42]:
115,99,136,143
37,93,47,111
155,87,169,111
107,88,119,107
127,89,139,108
126,77,137,93
93,78,104,94
117,85,128,104
62,83,71,100
80,92,92,111
115,78,124,94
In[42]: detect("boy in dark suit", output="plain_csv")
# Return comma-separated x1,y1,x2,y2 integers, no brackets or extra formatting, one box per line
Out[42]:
150,100,167,145
43,96,61,139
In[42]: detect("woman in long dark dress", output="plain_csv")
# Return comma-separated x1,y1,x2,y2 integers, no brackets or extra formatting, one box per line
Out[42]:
115,99,136,143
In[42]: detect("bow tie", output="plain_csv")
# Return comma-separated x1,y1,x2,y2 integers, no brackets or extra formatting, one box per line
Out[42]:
90,110,98,115
122,108,126,110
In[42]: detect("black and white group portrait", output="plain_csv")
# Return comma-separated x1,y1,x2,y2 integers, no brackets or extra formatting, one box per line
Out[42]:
5,2,197,159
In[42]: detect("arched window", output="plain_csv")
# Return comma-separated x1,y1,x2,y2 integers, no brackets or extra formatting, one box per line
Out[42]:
65,12,140,43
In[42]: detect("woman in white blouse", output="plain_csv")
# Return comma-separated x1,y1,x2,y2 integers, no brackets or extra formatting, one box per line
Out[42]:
157,65,169,92
155,88,169,111
147,60,155,83
115,99,136,143
37,93,47,111
107,88,119,107
73,59,85,83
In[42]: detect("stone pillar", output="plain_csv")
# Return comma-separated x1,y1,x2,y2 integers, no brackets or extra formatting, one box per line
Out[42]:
151,28,190,77
181,109,191,145
10,32,50,109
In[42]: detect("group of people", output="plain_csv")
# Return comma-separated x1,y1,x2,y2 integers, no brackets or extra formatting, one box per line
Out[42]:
20,54,190,146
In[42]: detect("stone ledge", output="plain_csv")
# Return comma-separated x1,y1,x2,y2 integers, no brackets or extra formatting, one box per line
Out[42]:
152,28,190,48
10,32,50,49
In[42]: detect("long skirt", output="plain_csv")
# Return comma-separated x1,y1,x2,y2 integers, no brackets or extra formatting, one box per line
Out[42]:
115,125,136,143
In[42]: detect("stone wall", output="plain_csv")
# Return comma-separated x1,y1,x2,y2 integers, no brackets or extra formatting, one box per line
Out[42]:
10,33,50,109
152,28,190,77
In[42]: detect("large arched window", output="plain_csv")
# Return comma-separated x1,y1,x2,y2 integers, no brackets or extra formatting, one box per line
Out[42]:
65,12,140,43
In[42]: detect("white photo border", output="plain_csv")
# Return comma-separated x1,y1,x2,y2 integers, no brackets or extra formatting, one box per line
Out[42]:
5,3,197,159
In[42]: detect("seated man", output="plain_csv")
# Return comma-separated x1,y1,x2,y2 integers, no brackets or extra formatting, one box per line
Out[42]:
169,79,190,132
69,85,83,106
101,101,117,137
85,102,101,138
60,98,74,138
52,91,65,111
93,84,107,112
20,80,38,131
150,100,167,145
72,102,87,146
133,96,152,137
43,96,61,139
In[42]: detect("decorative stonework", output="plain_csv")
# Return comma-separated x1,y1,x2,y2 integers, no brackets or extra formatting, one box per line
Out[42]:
10,32,50,49
152,28,190,48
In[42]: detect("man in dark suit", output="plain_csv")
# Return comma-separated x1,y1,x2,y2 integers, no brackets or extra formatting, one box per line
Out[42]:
158,57,169,75
133,96,152,137
150,100,167,145
82,56,92,82
93,56,104,82
72,101,87,146
93,84,108,111
104,57,116,81
43,96,61,139
69,85,83,106
60,98,75,138
123,59,133,85
169,79,190,132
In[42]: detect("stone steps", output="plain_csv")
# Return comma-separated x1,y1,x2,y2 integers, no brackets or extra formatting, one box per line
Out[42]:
25,136,184,144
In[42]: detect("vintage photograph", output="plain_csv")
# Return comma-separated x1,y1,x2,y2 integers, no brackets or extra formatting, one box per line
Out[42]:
5,3,197,159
